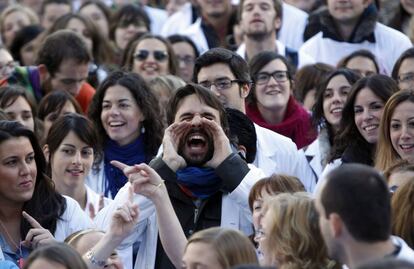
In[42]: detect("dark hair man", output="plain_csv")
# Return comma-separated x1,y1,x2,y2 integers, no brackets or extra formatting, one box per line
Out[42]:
193,47,317,191
95,83,266,269
0,30,95,113
315,164,414,269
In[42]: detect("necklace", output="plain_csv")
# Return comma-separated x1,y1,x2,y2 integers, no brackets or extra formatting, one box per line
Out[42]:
0,218,22,253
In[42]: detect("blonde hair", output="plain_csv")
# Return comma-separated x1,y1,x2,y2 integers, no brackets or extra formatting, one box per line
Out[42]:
64,229,105,250
391,178,414,248
262,192,336,269
185,227,258,269
0,4,39,42
375,90,414,171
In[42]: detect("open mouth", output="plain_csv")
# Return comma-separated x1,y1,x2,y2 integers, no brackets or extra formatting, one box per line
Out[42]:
400,144,414,151
66,169,84,176
186,133,208,153
363,124,378,132
108,121,125,128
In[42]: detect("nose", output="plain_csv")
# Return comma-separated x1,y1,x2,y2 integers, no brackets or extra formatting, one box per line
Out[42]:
362,110,373,121
72,151,81,164
401,125,412,140
178,59,186,68
19,161,31,176
191,115,202,127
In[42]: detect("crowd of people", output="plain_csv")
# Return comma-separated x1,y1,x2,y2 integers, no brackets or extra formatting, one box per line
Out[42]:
0,0,413,268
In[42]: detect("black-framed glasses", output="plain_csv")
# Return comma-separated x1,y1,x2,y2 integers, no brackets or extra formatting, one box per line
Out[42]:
199,78,242,91
398,72,414,84
134,50,169,62
254,70,289,85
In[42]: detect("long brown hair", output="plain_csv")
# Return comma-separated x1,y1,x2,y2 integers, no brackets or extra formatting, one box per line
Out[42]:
375,90,414,171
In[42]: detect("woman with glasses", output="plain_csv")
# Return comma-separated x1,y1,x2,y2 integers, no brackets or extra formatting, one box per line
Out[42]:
168,34,199,82
246,51,316,149
87,71,163,198
391,47,414,91
122,33,178,82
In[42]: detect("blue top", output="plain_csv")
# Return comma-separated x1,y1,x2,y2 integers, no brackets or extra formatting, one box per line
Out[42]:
0,235,30,266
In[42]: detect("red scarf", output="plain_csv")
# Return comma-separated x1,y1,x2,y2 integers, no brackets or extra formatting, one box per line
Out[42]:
246,96,316,149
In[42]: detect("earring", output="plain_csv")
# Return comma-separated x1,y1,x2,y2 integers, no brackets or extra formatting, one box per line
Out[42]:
141,126,146,134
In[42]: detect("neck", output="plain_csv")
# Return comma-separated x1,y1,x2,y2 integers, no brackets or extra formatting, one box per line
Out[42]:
0,203,23,222
334,19,358,41
345,239,395,269
257,103,286,125
54,180,87,209
204,12,231,31
245,34,276,60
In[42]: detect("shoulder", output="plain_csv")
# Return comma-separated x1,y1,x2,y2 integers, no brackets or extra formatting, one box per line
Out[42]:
282,2,308,20
300,32,324,49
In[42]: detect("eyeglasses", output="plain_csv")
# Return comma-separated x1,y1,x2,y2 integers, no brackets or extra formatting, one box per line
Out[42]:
176,55,195,65
0,60,18,75
199,78,242,91
254,70,289,85
398,72,414,84
134,50,169,62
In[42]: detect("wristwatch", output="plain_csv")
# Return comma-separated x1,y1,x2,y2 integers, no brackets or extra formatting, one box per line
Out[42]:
85,250,106,267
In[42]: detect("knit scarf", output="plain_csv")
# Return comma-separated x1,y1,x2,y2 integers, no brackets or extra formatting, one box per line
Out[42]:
246,96,316,149
176,166,222,199
103,135,146,198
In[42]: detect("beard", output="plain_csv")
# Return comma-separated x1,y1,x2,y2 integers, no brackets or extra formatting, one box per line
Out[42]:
178,127,215,166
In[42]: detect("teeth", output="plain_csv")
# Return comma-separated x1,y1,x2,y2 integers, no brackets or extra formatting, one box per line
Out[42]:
364,125,377,131
109,122,123,127
331,108,342,113
400,145,414,149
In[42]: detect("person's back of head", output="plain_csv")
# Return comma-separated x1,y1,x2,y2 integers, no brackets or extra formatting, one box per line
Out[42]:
321,163,391,242
226,107,257,163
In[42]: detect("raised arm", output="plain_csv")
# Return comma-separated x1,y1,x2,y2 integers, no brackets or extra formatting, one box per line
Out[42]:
111,161,187,268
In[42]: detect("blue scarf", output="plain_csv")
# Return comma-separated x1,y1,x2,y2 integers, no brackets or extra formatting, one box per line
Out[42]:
176,167,222,199
103,136,146,198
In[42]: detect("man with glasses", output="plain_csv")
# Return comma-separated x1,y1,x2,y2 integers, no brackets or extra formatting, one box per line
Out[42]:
0,30,94,113
391,48,414,91
193,47,317,192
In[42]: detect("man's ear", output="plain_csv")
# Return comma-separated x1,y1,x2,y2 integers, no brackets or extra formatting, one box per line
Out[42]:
329,213,343,238
241,83,251,98
38,64,50,83
274,16,282,31
43,144,50,162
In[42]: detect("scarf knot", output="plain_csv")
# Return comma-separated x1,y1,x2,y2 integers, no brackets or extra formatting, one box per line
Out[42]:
104,136,147,198
176,167,222,199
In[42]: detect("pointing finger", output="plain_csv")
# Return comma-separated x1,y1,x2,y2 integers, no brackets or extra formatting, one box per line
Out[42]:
22,211,43,228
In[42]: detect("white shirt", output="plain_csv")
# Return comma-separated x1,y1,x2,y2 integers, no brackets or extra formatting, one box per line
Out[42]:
299,22,412,75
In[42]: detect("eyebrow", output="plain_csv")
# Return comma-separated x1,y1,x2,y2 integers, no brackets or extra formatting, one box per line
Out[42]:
102,98,131,102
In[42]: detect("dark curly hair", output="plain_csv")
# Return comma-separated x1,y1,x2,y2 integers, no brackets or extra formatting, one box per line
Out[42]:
88,70,163,158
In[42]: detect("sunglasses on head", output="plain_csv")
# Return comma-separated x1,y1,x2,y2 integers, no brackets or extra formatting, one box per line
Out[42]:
134,50,169,62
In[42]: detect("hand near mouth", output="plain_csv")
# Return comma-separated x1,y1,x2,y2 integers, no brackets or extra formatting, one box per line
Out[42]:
202,118,232,168
162,122,190,171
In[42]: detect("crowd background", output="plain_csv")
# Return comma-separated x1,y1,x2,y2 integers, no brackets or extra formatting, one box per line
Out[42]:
0,0,414,269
